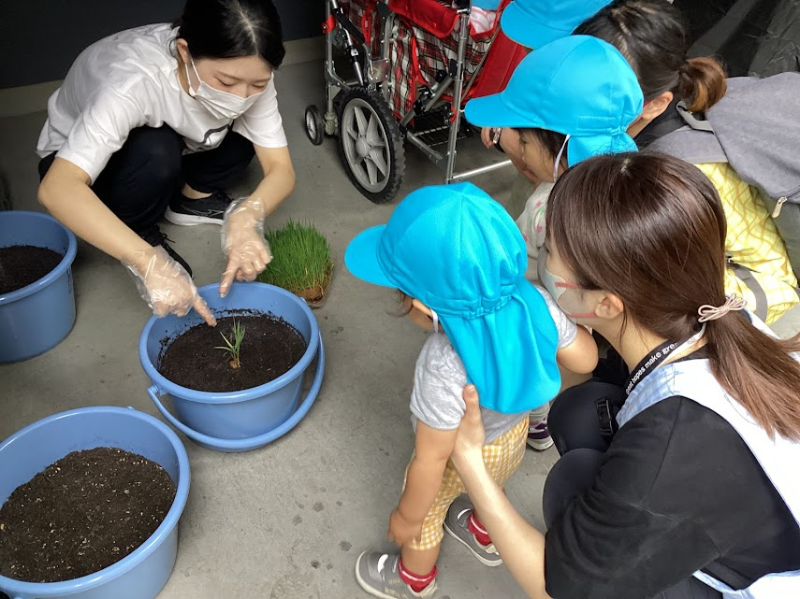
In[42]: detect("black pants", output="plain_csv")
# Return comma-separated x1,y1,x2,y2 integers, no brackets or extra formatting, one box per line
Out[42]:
38,126,254,233
542,381,722,599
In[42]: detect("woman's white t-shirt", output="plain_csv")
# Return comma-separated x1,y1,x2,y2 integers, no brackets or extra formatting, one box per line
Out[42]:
36,24,287,184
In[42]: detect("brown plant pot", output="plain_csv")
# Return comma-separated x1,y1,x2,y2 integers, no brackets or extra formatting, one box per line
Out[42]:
294,267,334,310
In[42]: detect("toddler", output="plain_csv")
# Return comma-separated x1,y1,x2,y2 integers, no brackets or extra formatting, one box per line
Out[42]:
465,35,642,448
345,182,597,598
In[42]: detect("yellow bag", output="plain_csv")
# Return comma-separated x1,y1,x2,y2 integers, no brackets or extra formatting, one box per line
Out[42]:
698,163,799,325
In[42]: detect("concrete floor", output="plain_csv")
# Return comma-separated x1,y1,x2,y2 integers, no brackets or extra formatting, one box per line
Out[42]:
0,60,549,599
3,59,800,599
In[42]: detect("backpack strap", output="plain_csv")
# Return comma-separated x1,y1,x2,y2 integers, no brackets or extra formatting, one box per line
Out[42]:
676,101,715,133
636,98,686,149
727,256,769,321
645,104,727,165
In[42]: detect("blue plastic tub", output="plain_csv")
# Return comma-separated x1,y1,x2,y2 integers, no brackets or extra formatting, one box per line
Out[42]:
0,407,190,599
139,282,325,452
0,211,77,363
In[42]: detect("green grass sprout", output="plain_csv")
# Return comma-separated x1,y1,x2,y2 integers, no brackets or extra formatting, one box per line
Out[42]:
215,319,246,369
258,220,334,302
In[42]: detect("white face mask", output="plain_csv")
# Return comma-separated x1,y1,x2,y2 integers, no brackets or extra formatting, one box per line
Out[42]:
538,244,597,322
185,57,264,120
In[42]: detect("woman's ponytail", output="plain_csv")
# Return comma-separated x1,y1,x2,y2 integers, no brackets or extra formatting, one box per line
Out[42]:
576,2,729,111
679,57,728,113
704,312,800,440
548,152,800,442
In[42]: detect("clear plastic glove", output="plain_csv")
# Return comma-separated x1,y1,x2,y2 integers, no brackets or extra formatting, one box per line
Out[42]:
123,246,216,326
220,197,272,298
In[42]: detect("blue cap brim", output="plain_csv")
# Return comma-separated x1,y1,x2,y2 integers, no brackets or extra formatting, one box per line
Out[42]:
472,0,501,9
465,93,548,129
344,225,395,288
500,3,571,49
566,132,638,166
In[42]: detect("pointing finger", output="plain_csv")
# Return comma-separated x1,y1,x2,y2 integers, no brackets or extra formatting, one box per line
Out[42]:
193,296,217,327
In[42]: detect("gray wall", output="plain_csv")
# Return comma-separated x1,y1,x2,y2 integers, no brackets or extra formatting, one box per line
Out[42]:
0,0,323,88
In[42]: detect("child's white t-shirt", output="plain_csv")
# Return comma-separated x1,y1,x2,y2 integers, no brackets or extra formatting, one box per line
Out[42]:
36,24,287,184
516,182,555,283
409,284,577,443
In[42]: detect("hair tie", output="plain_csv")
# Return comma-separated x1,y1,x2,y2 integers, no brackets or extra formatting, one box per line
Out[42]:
697,296,746,323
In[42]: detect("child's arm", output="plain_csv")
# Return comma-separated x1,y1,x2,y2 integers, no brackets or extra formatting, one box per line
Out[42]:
388,422,458,547
556,326,598,375
533,284,599,375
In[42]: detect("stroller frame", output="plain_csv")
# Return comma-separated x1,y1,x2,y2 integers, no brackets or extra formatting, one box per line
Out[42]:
305,0,513,203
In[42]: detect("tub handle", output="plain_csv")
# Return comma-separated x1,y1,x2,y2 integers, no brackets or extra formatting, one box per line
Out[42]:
0,584,23,599
147,332,325,451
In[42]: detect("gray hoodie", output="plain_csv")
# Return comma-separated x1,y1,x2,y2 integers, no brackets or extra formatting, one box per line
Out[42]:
649,73,800,278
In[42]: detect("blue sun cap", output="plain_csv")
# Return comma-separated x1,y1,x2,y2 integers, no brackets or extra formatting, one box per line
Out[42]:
471,0,502,9
501,0,612,48
345,182,561,414
464,36,643,166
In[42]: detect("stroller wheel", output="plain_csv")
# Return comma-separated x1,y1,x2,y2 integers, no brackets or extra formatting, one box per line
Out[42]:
305,105,325,146
337,88,405,204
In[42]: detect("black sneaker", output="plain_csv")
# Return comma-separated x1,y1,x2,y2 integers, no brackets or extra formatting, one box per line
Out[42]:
137,224,193,278
164,190,234,226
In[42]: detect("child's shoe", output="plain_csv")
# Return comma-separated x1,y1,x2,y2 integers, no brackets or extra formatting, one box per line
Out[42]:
443,496,503,567
527,414,554,451
355,551,438,599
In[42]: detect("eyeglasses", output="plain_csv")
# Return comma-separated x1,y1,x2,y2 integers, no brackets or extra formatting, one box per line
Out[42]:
491,128,505,154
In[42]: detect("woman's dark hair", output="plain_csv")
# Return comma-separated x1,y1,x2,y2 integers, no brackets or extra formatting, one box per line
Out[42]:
546,152,800,440
515,128,569,173
175,0,285,68
575,0,726,112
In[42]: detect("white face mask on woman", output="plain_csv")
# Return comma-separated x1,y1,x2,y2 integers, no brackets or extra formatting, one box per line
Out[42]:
185,58,264,120
538,244,598,322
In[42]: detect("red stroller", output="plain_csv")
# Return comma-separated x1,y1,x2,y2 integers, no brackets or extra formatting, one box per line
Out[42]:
304,0,526,203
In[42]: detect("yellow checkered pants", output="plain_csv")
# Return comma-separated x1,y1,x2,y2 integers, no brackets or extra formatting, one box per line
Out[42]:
406,417,528,551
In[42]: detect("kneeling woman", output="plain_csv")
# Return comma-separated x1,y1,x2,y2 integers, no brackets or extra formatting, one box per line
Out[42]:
450,153,800,599
37,0,295,323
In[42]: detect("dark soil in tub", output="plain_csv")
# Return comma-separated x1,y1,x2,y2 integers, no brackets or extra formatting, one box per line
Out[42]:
0,245,63,295
0,447,176,583
158,314,307,393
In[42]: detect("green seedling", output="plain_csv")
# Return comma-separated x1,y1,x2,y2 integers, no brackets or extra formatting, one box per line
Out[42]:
216,319,246,370
258,220,334,302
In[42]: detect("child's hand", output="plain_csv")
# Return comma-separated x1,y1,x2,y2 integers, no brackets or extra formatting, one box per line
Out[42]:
388,508,423,547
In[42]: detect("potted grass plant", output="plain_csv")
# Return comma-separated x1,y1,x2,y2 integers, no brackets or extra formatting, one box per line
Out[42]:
258,220,334,308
